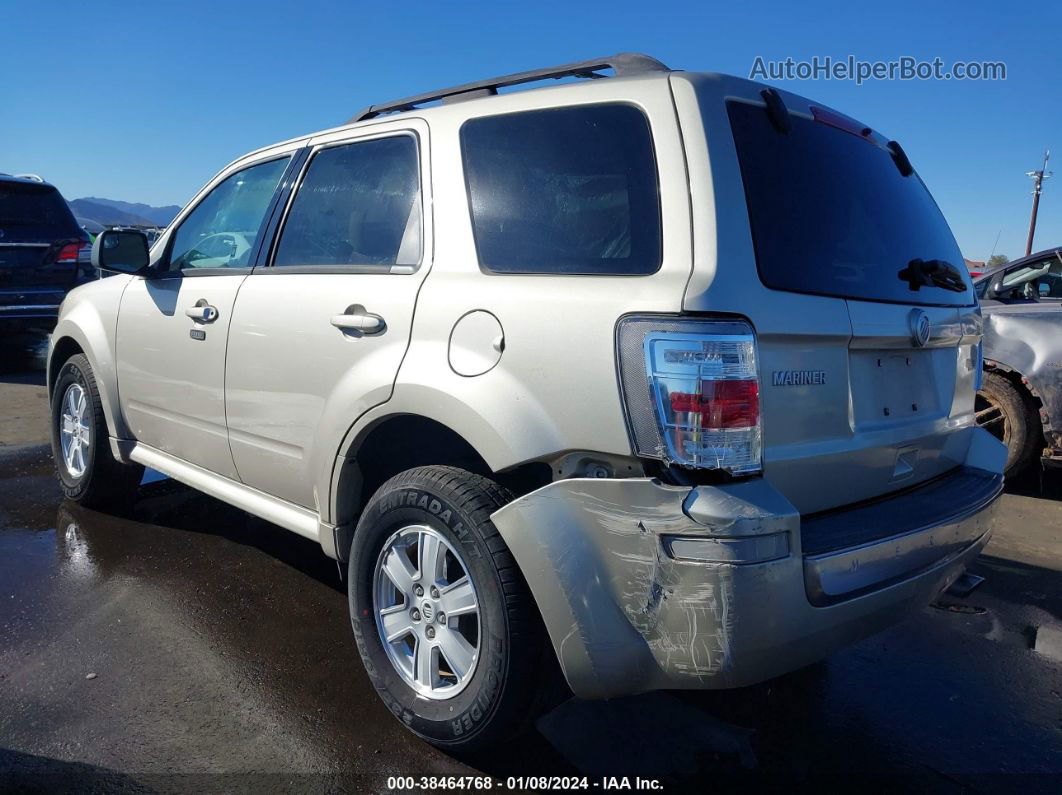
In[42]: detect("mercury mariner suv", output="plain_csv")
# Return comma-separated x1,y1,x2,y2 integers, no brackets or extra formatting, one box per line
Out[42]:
48,54,1004,749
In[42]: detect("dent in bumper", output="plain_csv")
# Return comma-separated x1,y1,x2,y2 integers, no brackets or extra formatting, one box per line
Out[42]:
492,431,1004,699
492,477,803,698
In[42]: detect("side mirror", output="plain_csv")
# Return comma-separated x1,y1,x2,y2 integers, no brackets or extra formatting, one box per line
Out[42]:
985,274,1005,299
92,229,150,274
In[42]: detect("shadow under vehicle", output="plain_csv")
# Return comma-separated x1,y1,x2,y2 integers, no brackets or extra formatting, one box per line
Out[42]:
974,246,1062,476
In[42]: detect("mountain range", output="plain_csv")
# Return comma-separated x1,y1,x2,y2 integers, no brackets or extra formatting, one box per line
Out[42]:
68,197,182,228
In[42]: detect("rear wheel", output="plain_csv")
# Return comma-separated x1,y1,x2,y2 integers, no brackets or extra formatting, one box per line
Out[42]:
50,354,143,508
348,466,544,750
975,371,1041,478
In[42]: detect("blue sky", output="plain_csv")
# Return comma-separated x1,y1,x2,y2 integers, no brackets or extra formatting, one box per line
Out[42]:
2,0,1058,261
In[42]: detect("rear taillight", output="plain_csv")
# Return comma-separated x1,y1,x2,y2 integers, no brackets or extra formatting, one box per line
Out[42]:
56,243,82,262
617,317,762,474
669,379,760,429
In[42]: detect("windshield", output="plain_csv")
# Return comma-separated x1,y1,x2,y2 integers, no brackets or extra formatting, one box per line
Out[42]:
0,181,82,242
728,100,975,307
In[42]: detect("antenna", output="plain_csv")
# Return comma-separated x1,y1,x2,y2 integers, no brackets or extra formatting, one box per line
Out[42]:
989,229,1002,261
1025,149,1052,256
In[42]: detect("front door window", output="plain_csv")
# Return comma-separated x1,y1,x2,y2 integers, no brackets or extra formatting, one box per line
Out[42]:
168,157,290,270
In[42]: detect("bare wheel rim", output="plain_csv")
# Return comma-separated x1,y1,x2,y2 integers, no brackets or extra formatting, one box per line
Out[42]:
975,392,1010,445
372,524,481,700
59,383,91,478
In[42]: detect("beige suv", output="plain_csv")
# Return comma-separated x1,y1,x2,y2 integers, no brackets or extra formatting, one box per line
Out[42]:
48,53,1004,749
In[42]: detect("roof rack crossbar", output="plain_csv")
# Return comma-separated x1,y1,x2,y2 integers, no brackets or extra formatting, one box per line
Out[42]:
348,52,669,123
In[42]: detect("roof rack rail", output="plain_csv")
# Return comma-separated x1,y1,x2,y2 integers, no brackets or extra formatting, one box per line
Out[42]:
348,52,670,123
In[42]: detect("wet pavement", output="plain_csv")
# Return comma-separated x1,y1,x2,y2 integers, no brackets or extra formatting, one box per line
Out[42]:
2,342,1062,792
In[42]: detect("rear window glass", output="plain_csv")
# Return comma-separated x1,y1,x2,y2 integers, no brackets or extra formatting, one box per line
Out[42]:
461,104,661,275
727,101,974,306
0,182,82,241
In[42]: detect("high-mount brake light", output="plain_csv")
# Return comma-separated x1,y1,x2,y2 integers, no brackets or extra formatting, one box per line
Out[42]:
617,317,762,474
810,105,873,140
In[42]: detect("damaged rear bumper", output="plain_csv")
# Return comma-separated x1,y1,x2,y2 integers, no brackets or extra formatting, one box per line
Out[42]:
491,430,1005,699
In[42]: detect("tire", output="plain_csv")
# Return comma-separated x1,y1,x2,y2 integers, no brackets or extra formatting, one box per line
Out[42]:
976,371,1041,478
50,353,143,508
348,465,544,750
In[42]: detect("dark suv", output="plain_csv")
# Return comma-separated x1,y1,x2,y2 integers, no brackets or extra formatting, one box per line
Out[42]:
0,174,94,334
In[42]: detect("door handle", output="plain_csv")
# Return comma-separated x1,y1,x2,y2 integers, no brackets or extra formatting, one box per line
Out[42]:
330,304,385,335
185,303,219,323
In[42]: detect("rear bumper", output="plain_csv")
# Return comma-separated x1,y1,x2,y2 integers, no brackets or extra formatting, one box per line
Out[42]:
0,305,60,334
801,466,1001,605
0,304,61,318
1,284,92,327
1,288,65,321
492,429,1005,699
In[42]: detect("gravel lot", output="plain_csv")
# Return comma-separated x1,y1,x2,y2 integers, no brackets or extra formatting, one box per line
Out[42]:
2,336,1061,792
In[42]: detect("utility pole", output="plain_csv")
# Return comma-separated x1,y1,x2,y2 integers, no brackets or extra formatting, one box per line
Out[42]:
1025,150,1052,256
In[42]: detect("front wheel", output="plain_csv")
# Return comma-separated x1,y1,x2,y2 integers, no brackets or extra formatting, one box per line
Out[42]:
348,466,544,750
50,353,143,508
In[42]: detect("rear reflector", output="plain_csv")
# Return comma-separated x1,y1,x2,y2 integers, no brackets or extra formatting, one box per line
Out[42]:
663,532,789,564
974,340,984,392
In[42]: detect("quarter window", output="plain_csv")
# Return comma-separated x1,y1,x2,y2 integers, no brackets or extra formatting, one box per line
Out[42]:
168,157,289,270
461,104,662,275
274,136,421,269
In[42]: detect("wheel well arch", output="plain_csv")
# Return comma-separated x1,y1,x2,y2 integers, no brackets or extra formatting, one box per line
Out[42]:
48,336,86,396
331,413,551,561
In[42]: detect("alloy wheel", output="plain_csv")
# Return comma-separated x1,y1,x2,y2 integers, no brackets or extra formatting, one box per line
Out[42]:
372,524,481,699
59,383,91,478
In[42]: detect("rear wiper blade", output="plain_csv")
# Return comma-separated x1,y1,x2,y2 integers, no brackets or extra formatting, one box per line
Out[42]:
897,258,967,293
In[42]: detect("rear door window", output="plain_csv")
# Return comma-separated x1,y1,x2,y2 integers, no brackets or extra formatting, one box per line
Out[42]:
728,100,975,306
461,104,661,275
0,182,82,241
